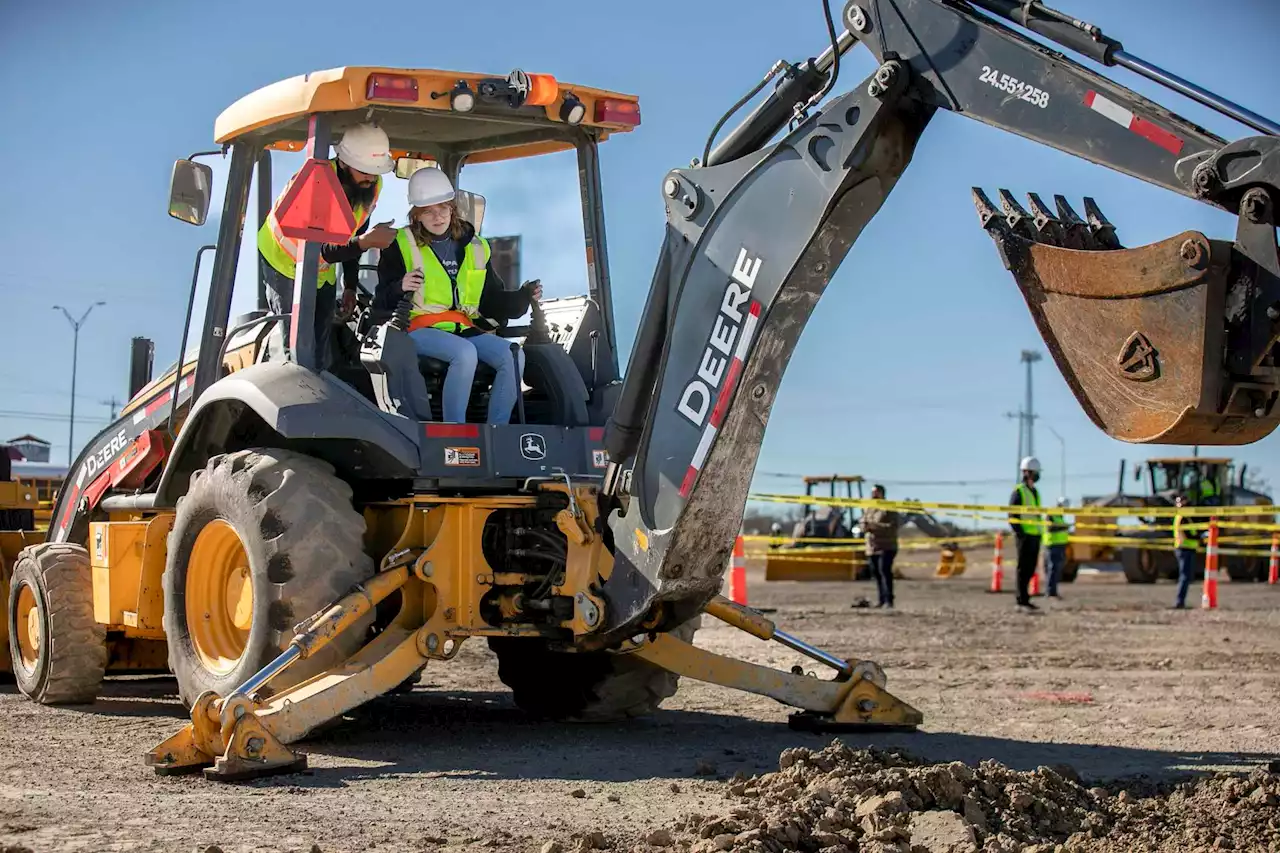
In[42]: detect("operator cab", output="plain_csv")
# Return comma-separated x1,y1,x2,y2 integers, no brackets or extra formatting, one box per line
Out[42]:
162,66,640,485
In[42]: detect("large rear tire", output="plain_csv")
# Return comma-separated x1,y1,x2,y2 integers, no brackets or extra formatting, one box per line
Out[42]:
163,448,375,708
489,618,699,722
6,543,107,704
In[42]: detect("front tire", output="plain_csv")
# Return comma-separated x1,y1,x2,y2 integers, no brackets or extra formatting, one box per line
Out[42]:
163,449,375,708
489,619,699,722
6,543,107,704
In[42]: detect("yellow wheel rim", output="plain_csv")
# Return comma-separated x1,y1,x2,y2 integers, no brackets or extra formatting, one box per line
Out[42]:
186,519,254,675
15,584,39,673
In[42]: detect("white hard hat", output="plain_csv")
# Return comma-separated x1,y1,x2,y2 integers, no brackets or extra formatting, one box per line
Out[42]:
1057,497,1069,507
407,166,456,207
335,123,394,175
1020,456,1041,473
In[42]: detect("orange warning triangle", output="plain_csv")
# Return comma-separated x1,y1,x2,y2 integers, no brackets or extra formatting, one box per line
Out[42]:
275,158,357,243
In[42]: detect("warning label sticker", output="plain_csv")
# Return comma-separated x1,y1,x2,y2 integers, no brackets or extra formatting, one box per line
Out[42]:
592,449,608,469
444,447,481,467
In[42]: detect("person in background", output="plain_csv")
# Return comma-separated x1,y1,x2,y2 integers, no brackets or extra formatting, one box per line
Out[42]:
1008,456,1044,612
1044,497,1071,599
1171,494,1202,609
861,484,901,609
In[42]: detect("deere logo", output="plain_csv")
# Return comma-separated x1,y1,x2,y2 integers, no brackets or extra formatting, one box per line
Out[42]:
1117,331,1159,382
520,433,546,461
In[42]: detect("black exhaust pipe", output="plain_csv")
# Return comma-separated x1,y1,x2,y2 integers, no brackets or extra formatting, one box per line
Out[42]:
129,337,154,400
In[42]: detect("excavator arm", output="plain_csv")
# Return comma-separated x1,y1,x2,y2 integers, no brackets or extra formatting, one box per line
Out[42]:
600,0,1279,640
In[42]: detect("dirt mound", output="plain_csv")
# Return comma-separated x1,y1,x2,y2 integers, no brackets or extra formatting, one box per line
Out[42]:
618,740,1280,853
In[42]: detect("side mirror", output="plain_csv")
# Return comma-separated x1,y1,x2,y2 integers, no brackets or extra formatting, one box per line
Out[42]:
455,190,486,235
168,159,213,226
395,156,438,180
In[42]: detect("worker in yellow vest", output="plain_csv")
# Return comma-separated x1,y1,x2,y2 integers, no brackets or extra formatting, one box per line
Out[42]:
1008,456,1044,611
1044,497,1070,599
373,167,542,423
258,122,399,368
1171,494,1203,609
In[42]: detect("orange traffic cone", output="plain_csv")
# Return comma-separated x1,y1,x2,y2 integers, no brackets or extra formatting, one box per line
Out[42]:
1029,568,1041,597
728,534,747,605
1269,534,1278,586
989,532,1004,593
1201,518,1220,609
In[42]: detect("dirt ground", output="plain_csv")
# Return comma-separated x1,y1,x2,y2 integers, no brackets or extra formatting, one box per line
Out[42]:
3,559,1279,853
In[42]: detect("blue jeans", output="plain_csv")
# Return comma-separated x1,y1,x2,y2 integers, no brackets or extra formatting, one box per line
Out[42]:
869,550,896,606
1045,543,1066,596
1175,547,1196,607
409,329,525,423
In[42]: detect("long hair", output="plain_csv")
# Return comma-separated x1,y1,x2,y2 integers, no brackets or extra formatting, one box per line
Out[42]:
408,200,468,245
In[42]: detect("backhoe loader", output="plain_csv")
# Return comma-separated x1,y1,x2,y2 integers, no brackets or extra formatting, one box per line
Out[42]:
6,0,1278,782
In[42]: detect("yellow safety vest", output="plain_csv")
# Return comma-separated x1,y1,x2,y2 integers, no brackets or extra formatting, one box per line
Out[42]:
1173,514,1199,551
1012,484,1043,536
396,228,490,333
1046,514,1070,547
257,160,380,287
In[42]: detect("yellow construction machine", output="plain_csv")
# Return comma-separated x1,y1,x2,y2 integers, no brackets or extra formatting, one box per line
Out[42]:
761,475,965,581
6,0,1279,783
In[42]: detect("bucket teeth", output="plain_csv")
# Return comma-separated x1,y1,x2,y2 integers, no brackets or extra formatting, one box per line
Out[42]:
997,189,1034,236
971,187,1002,231
1082,197,1122,249
1025,192,1064,243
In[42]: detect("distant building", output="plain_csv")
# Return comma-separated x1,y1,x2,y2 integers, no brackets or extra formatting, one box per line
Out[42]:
6,435,51,462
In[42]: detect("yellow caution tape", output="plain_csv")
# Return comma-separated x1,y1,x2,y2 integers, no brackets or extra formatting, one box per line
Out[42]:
748,492,1280,520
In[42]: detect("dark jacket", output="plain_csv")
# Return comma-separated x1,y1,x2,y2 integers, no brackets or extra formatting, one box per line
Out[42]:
373,220,531,331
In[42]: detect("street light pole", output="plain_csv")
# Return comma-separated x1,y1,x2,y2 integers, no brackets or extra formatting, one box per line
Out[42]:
53,302,106,465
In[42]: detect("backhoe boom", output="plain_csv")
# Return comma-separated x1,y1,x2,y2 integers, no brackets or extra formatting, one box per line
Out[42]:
601,0,1278,642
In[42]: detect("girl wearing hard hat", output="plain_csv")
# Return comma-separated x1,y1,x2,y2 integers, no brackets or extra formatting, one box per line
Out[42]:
373,166,542,424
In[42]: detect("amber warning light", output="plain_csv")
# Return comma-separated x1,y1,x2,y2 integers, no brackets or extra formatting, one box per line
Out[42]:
274,158,357,243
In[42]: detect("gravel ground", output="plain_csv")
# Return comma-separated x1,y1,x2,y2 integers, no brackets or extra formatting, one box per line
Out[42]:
3,561,1279,853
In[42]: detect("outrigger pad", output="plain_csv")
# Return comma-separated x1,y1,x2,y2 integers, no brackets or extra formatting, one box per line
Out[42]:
974,189,1279,446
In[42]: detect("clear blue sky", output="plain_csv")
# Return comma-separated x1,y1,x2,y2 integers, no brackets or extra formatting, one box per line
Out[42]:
1,0,1276,509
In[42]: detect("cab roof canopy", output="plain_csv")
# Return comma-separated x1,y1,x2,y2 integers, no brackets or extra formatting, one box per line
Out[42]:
1148,457,1233,464
214,67,641,166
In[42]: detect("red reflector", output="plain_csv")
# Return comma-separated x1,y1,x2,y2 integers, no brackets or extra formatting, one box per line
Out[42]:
588,427,604,441
425,423,480,438
594,98,640,126
367,74,419,102
274,158,357,243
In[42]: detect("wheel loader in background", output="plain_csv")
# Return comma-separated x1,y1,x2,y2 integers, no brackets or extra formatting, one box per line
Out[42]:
4,0,1278,783
1067,457,1275,583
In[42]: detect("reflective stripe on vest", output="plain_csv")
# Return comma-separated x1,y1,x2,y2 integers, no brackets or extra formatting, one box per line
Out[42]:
397,228,490,333
1014,484,1043,536
257,160,380,287
1046,514,1070,546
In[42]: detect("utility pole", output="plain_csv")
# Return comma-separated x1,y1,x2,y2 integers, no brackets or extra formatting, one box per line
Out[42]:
53,301,105,464
969,493,983,530
102,397,120,420
1006,350,1042,479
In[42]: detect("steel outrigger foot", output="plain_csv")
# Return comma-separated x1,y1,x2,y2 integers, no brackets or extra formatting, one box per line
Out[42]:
634,595,923,730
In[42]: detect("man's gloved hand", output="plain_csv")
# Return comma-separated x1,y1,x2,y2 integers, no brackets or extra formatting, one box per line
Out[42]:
340,287,358,318
358,221,398,251
521,279,543,302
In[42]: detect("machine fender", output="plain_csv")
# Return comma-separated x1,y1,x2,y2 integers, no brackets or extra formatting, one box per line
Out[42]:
156,363,420,505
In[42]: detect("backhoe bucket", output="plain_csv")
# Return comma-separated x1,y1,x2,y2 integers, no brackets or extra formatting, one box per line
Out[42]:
974,189,1279,445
